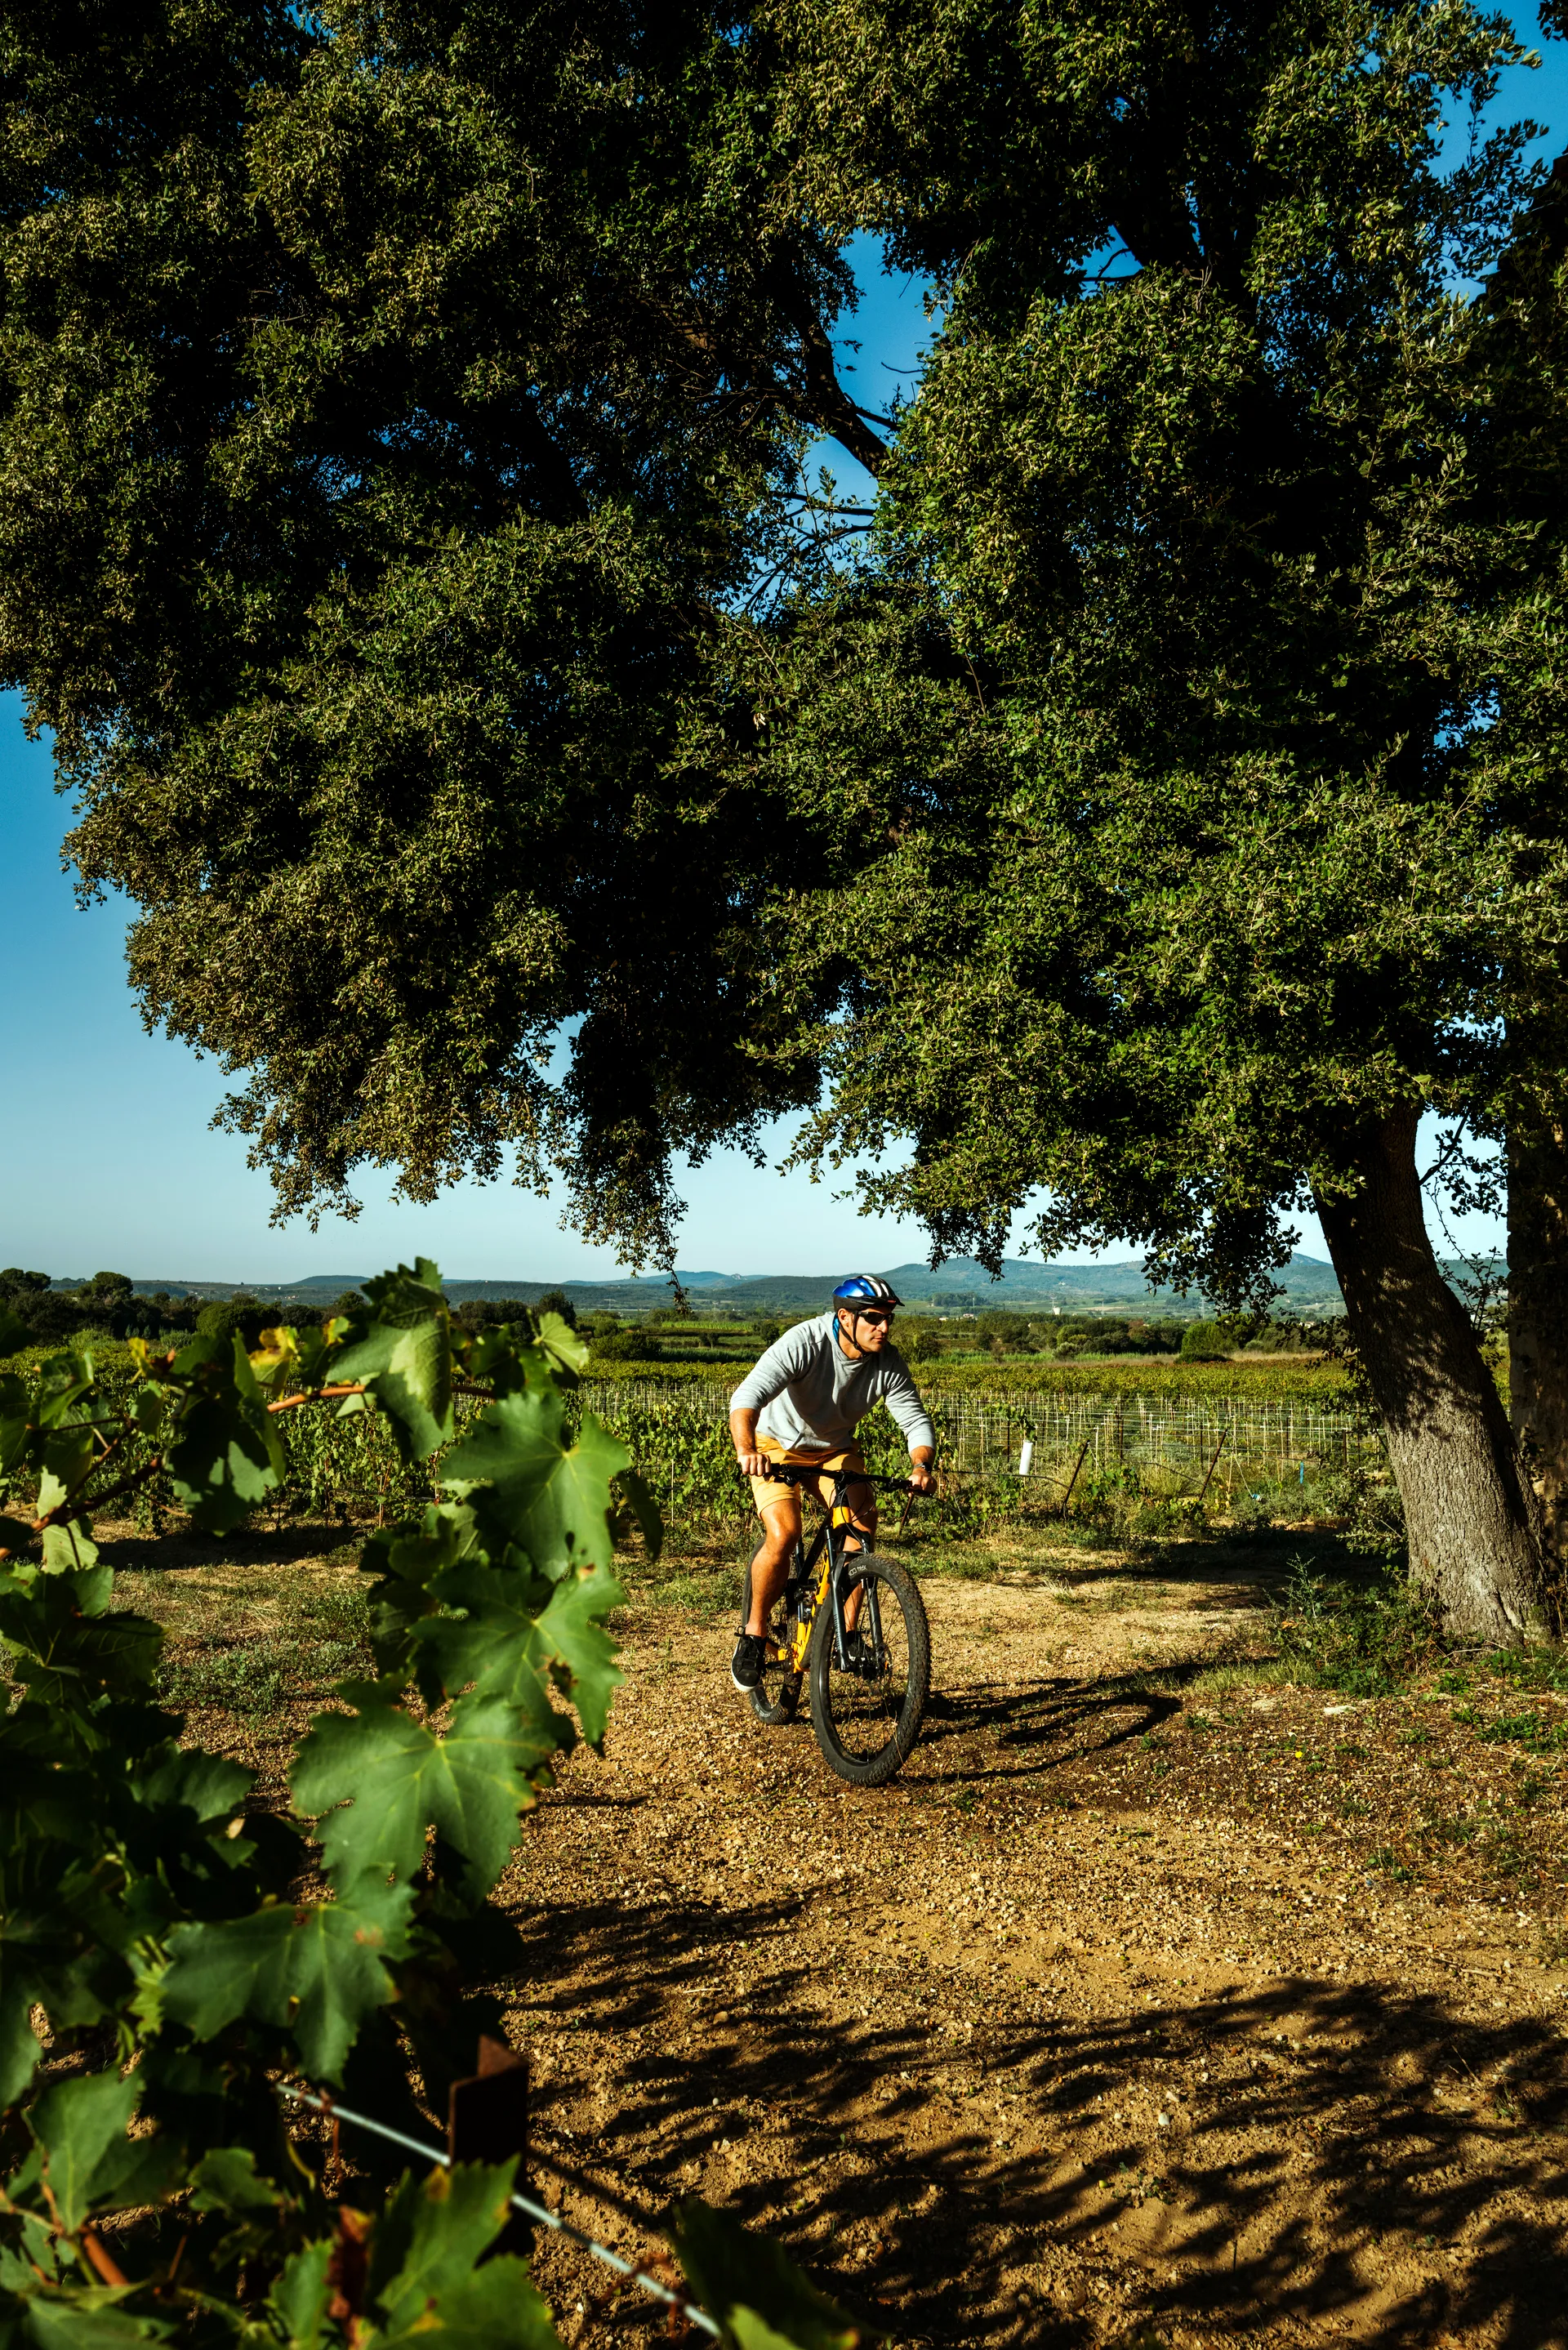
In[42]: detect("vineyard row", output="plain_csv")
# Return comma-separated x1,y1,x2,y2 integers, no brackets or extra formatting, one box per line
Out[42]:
131,1380,1383,1545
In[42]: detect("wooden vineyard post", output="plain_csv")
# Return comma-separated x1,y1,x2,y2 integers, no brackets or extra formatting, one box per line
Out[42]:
449,2035,530,2254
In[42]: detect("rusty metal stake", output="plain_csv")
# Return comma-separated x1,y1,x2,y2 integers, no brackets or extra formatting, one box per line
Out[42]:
1195,1431,1228,1507
1056,1434,1093,1514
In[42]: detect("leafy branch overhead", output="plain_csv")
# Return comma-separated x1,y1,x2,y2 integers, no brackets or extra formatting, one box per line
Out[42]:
0,4,890,1267
0,1262,847,2345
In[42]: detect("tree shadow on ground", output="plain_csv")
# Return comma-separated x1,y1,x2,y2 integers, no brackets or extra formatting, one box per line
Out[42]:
505,1881,1568,2347
97,1518,359,1573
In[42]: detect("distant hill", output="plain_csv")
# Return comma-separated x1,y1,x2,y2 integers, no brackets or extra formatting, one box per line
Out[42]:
91,1251,1349,1317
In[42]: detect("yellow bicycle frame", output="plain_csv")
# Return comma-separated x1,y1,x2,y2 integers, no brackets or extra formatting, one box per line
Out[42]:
773,1498,862,1674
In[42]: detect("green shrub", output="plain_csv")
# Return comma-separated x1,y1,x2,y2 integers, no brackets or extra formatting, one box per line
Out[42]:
1272,1557,1442,1694
592,1326,661,1362
1181,1318,1231,1360
195,1293,270,1349
2,1286,85,1347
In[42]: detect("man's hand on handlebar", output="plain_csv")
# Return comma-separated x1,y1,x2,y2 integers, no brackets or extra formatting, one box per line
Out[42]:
736,1448,771,1480
908,1460,935,1495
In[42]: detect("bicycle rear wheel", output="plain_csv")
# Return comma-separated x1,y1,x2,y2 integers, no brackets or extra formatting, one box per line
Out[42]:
808,1554,929,1786
741,1545,802,1726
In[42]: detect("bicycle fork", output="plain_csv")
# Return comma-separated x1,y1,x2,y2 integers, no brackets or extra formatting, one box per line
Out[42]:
830,1556,886,1674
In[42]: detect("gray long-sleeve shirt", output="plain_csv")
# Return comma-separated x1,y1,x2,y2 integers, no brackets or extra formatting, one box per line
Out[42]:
729,1313,936,1457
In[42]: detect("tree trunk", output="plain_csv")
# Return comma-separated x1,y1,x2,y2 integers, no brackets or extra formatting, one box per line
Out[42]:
1508,1117,1568,1599
1312,1108,1545,1643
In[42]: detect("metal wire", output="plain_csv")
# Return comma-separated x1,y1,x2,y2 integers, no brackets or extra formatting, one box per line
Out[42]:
279,2084,721,2339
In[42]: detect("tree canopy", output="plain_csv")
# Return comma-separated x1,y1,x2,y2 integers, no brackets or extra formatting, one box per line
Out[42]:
7,1,1568,1625
0,0,888,1260
760,0,1567,1291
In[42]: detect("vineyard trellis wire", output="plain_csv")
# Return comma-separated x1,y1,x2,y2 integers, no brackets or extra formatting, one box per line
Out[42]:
281,2085,723,2339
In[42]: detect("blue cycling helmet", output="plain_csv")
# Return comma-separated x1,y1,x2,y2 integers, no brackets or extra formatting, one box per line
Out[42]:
833,1274,902,1309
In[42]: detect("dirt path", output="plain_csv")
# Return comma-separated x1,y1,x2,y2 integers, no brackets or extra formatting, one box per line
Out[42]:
498,1548,1568,2349
122,1523,1568,2346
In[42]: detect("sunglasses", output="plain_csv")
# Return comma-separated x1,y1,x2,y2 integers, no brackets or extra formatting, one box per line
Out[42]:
853,1309,895,1327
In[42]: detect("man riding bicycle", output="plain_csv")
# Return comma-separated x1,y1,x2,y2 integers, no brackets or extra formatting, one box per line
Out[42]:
728,1275,935,1693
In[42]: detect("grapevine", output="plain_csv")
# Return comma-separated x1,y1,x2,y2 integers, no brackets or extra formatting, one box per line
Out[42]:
0,1262,861,2347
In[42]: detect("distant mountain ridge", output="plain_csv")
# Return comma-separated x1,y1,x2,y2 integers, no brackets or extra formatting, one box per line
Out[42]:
89,1252,1350,1317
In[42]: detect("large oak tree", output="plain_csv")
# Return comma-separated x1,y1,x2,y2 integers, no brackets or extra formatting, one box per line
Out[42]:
5,0,1568,1638
752,0,1568,1639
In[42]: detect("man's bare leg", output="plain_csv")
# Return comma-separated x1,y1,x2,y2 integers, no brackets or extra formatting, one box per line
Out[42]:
745,1495,800,1636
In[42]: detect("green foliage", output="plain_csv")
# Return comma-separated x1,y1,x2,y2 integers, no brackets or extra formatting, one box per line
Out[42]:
670,2201,862,2349
194,1294,270,1353
590,1327,662,1364
1273,1558,1444,1696
532,1289,578,1331
1180,1321,1231,1362
747,3,1568,1626
0,1259,832,2345
0,1279,87,1351
763,0,1561,1287
0,0,889,1264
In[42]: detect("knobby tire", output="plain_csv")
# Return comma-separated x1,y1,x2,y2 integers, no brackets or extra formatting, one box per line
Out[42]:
808,1553,929,1787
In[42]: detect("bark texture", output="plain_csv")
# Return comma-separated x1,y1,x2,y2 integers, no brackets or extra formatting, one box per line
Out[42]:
1314,1109,1544,1642
1508,1117,1568,1607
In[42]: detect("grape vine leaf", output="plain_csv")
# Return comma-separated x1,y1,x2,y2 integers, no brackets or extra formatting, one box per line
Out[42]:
421,1563,623,1745
0,1566,162,1710
531,1312,590,1377
670,2201,863,2350
28,2071,176,2232
441,1392,628,1573
160,1876,414,2080
612,1467,663,1563
332,1318,453,1463
267,2241,335,2346
329,1259,455,1462
33,1427,95,1521
532,1566,625,1743
368,2162,564,2349
41,1521,100,1575
0,1975,45,2106
292,1695,549,1898
16,2295,172,2347
186,2145,290,2215
166,1339,284,1536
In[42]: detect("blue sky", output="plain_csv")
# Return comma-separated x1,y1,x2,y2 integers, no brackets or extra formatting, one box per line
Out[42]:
1,21,1559,1285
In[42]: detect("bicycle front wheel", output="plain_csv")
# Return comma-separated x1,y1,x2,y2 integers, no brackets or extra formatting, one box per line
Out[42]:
741,1547,803,1727
808,1554,929,1787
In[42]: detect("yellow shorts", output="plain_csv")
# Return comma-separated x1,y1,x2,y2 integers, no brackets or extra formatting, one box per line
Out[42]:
750,1438,869,1522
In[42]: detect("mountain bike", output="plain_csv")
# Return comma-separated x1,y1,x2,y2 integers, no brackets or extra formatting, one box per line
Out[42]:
739,1464,931,1787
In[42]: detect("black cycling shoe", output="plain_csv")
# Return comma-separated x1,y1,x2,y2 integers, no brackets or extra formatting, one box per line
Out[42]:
731,1632,768,1692
841,1631,877,1674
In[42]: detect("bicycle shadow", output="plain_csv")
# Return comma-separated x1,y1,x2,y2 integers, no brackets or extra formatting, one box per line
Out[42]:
502,1879,1568,2348
916,1671,1183,1779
